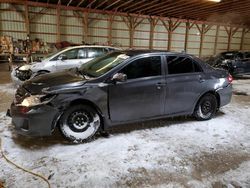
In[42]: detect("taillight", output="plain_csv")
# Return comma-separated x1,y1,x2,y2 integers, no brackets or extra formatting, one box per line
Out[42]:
227,74,233,83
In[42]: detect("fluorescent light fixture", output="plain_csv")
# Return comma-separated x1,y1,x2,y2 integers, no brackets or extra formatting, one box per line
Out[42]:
207,0,221,2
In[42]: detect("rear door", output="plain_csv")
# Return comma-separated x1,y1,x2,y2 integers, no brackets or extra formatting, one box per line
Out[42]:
108,55,166,122
164,55,206,115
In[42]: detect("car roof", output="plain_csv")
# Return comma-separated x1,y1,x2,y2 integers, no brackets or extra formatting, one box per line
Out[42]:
64,45,121,50
117,49,189,57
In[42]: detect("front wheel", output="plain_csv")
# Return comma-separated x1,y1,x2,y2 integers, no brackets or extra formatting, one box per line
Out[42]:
193,93,218,121
59,105,101,143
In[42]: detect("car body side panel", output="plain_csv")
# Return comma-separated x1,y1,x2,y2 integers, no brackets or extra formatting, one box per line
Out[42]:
164,72,208,115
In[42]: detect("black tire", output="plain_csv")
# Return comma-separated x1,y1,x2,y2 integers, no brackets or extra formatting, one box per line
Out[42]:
193,93,218,121
59,105,101,143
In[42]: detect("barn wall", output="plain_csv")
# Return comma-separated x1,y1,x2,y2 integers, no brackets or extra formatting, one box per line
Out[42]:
1,3,250,57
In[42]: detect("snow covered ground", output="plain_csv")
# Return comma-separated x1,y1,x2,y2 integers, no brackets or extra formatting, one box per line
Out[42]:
0,80,250,188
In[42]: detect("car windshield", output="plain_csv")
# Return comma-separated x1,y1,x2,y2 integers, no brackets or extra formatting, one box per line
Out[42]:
41,51,59,61
80,52,130,77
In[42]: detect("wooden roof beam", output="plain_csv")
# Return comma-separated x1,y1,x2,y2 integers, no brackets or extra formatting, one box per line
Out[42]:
112,0,134,11
94,0,109,9
129,0,158,13
122,0,147,12
103,0,122,10
77,0,86,7
147,0,197,15
67,0,73,6
86,0,97,8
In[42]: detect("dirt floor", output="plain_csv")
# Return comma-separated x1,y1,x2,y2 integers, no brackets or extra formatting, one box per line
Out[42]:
0,63,249,188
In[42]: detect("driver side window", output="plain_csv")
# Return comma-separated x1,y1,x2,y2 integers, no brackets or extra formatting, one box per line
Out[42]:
120,56,162,80
60,49,79,60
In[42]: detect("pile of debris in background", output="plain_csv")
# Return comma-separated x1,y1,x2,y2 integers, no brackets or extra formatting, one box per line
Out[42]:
0,36,13,54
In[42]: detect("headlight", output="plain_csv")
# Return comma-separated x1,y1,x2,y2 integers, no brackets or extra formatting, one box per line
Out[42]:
18,95,55,107
19,64,31,71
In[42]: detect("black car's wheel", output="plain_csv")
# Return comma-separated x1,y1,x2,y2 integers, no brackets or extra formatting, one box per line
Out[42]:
193,93,217,121
59,105,101,143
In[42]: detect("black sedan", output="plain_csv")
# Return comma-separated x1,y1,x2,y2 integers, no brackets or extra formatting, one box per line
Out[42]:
212,51,250,76
9,50,233,142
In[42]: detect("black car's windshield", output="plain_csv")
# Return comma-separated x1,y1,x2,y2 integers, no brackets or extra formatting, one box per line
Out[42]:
80,52,130,77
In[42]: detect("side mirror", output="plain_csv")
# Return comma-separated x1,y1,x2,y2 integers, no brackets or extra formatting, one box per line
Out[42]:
58,54,67,61
111,73,127,82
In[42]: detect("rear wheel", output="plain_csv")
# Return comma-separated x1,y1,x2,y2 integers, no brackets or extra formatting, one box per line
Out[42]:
59,105,101,143
193,93,217,121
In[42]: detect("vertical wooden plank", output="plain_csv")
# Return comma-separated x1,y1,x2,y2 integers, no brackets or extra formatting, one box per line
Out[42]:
213,25,219,55
184,22,189,52
167,20,172,51
240,28,245,50
149,19,154,49
168,31,172,51
56,5,61,42
227,27,232,51
108,15,114,45
198,24,205,58
82,11,89,43
24,3,30,36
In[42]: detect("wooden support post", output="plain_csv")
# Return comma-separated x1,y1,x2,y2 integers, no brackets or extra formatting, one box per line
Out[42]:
160,18,181,51
225,26,239,51
82,11,89,43
73,10,95,44
122,14,144,48
196,24,213,57
108,15,115,45
240,28,249,50
184,21,195,52
56,5,61,42
148,17,159,49
213,25,220,55
24,3,30,36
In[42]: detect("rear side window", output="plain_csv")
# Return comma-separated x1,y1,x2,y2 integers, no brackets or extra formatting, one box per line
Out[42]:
120,56,161,79
166,56,201,74
88,48,105,58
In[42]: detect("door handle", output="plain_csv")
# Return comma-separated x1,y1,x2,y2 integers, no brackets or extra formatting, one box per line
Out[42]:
156,83,166,89
199,78,205,83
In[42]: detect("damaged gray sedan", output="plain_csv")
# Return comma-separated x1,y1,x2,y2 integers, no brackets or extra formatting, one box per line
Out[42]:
9,50,233,142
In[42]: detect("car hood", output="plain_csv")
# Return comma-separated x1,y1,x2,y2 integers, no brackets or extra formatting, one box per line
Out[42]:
23,70,86,95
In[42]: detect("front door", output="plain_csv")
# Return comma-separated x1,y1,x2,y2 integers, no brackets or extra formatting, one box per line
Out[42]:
56,48,87,71
108,56,166,122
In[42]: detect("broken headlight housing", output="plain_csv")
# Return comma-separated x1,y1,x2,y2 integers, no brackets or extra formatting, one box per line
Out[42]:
18,94,55,107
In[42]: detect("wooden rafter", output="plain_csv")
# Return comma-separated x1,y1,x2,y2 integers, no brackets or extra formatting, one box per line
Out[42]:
94,0,109,9
123,0,148,12
129,0,158,13
139,1,170,14
77,0,86,7
67,0,73,6
103,0,121,10
112,0,134,11
86,0,97,8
